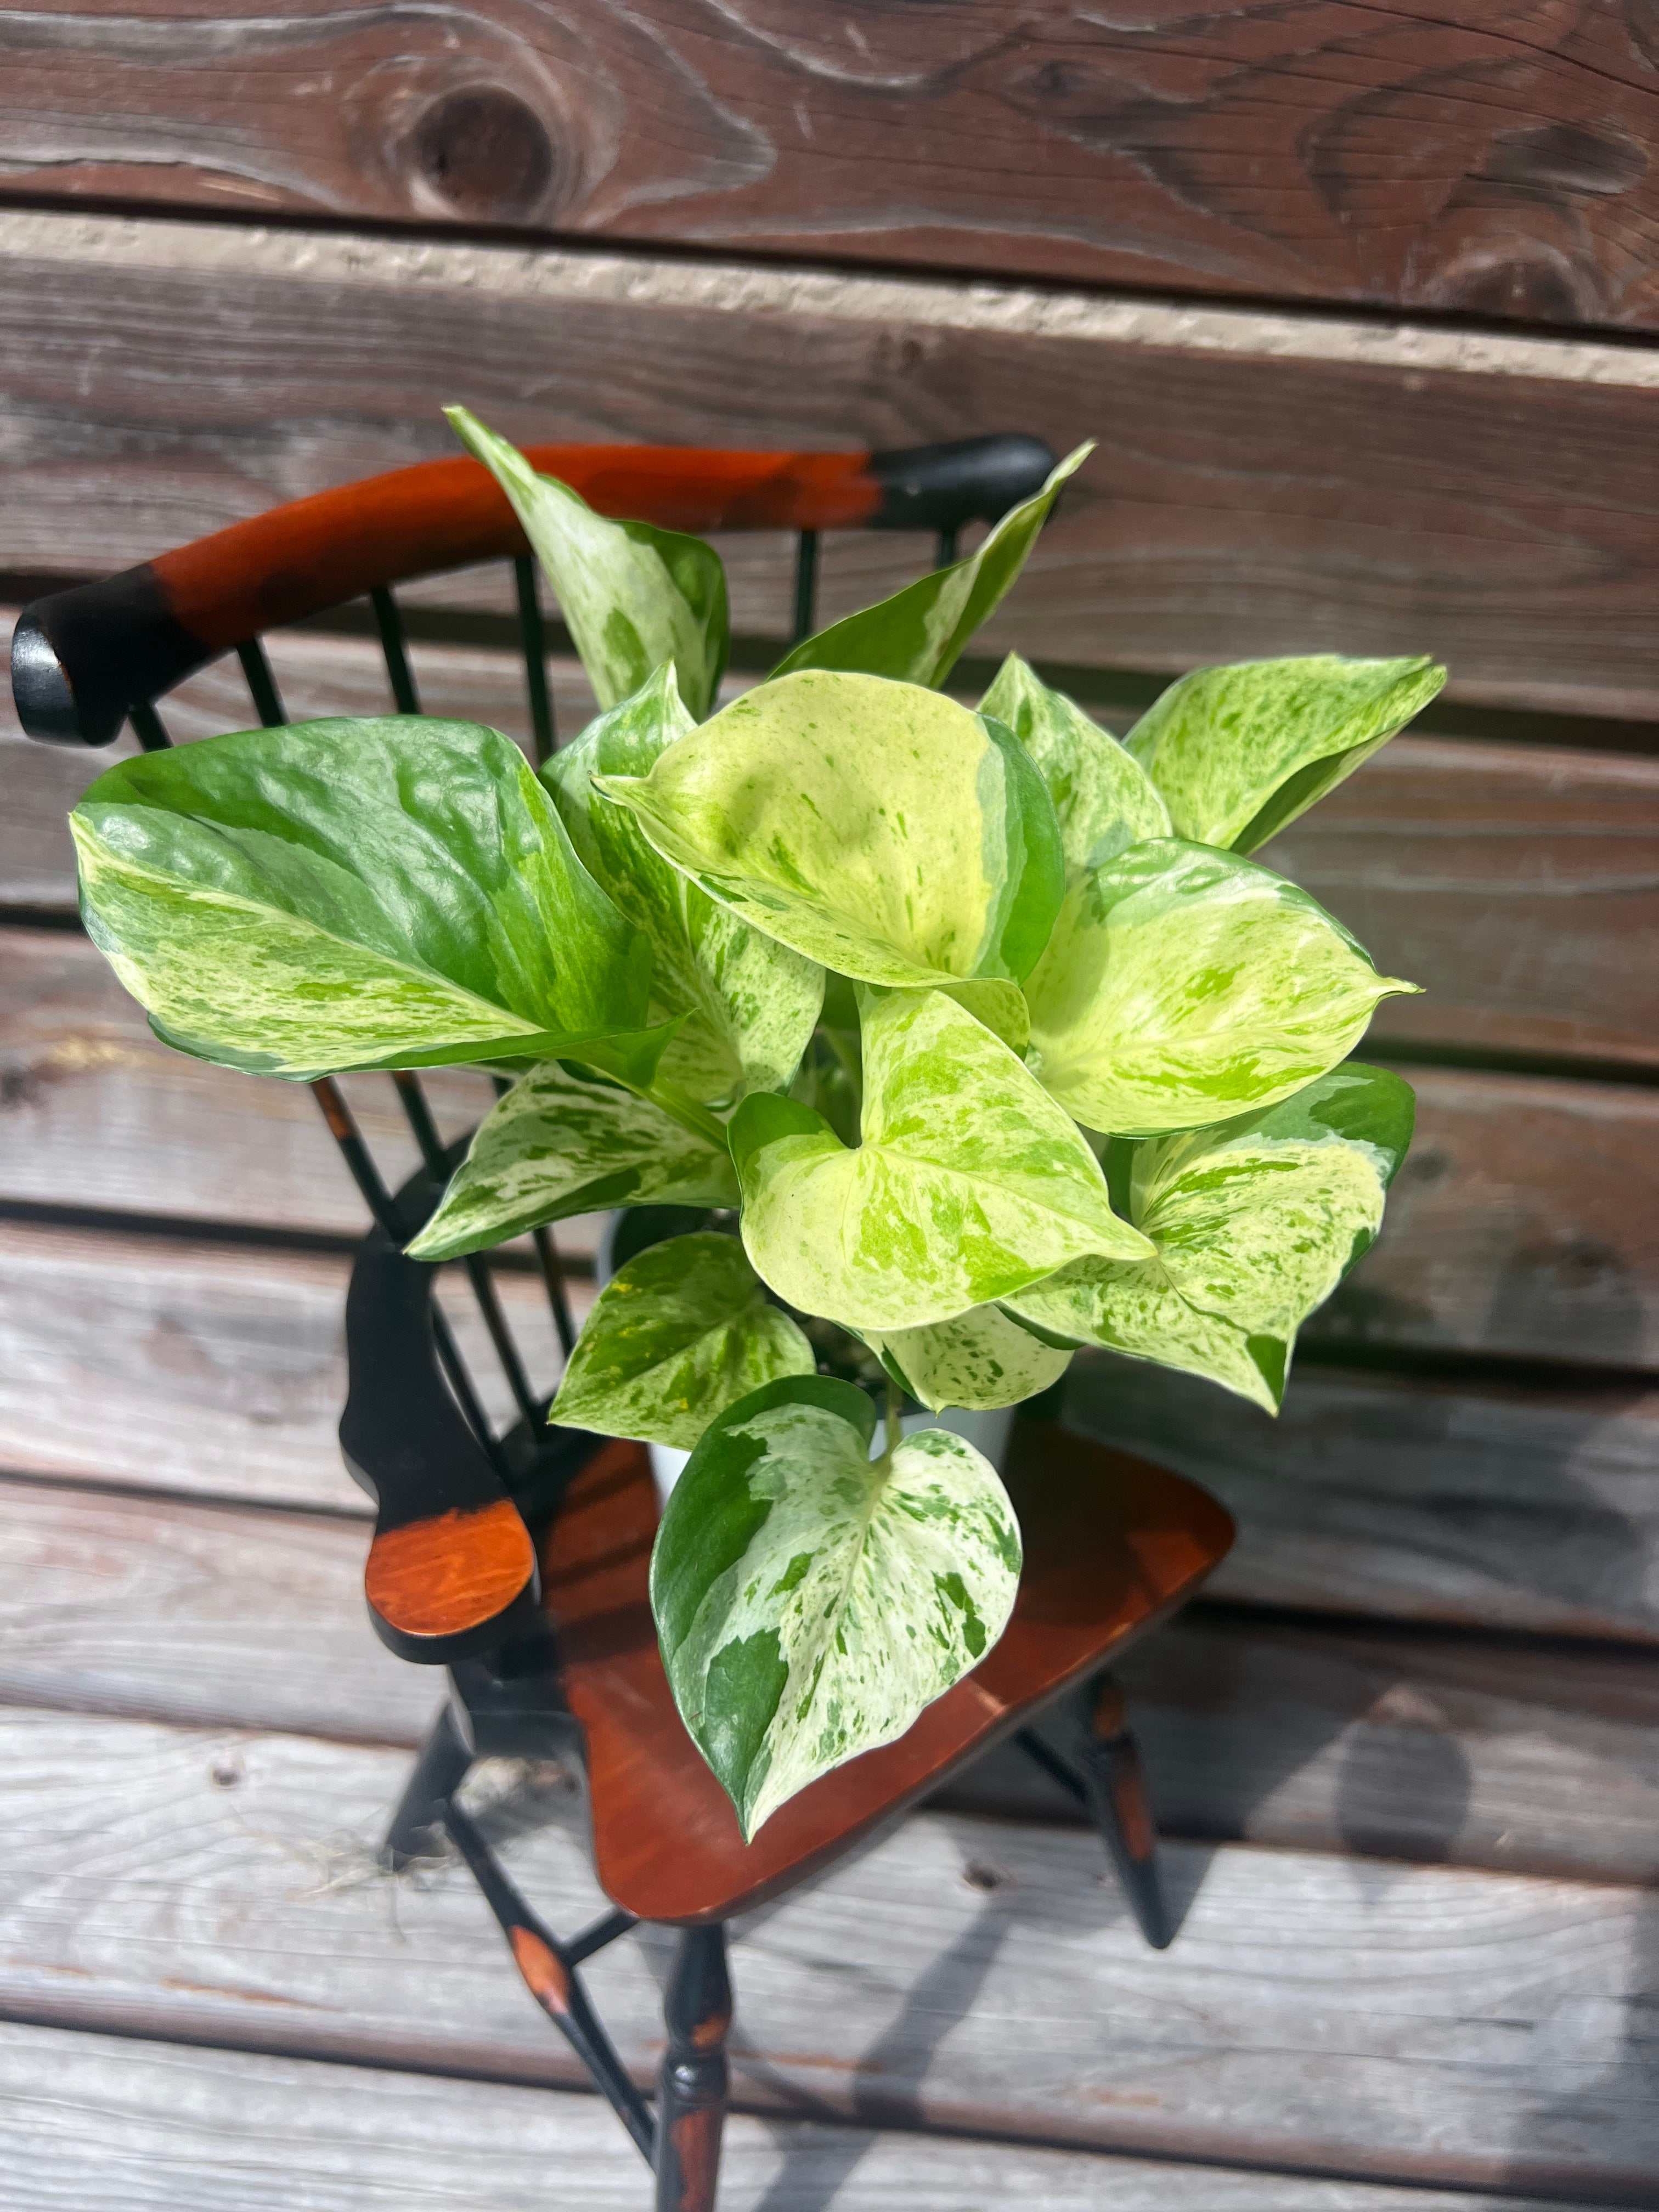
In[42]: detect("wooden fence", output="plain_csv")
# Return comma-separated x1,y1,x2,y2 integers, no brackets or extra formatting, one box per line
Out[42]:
2,7,1658,2204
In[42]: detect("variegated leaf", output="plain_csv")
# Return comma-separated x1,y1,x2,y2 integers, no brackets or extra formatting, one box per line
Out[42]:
980,654,1170,874
545,665,823,1108
729,987,1149,1333
862,1302,1073,1412
772,444,1091,689
651,1374,1022,1837
1023,838,1418,1137
71,718,652,1082
549,1233,815,1448
1125,654,1445,854
1005,1064,1414,1410
447,407,729,719
592,669,1062,1050
408,1059,737,1261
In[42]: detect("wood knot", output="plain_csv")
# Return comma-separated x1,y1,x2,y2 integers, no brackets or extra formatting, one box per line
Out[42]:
410,88,557,221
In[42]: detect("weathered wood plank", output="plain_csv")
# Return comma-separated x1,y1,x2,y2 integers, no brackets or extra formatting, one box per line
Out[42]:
9,1470,1659,1886
1313,1065,1659,1370
1069,1355,1659,1646
0,2024,1575,2212
10,215,1659,716
6,1221,1659,1636
0,1217,589,1513
4,1711,1655,2194
7,957,1655,1368
0,922,613,1256
3,5,1659,331
15,608,1659,1073
0,606,606,905
1256,737,1659,1073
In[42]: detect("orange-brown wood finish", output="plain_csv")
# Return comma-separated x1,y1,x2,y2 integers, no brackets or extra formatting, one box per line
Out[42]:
149,446,880,653
541,1422,1233,1925
363,1498,535,1644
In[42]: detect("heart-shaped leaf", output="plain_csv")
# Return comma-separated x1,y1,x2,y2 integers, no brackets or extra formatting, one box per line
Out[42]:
408,1058,738,1261
772,444,1091,689
730,988,1149,1332
447,407,730,720
1005,1064,1414,1410
1125,654,1445,855
651,1373,1022,1838
861,1302,1073,1412
71,718,652,1081
980,654,1170,875
1023,838,1417,1137
592,669,1062,1050
545,665,823,1107
549,1232,815,1448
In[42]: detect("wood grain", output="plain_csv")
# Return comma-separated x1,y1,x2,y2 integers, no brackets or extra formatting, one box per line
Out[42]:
4,1709,1656,2193
5,1220,1659,1636
1069,1355,1659,1646
12,229,1659,717
8,1471,1659,1886
550,1427,1230,1923
0,2024,1578,2212
14,622,1659,1073
5,4,1659,330
0,1217,588,1513
7,945,1656,1367
0,924,607,1260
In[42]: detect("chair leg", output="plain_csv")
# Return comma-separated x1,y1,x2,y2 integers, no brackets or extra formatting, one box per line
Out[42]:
381,1699,471,1870
655,1923,732,2212
1078,1675,1172,1951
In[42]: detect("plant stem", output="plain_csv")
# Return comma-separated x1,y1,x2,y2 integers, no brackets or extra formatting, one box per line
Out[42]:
883,1372,902,1467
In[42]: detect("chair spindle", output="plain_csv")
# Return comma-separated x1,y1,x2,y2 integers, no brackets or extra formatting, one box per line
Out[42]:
513,556,556,764
391,1071,540,1429
127,701,173,751
236,637,287,728
371,585,421,714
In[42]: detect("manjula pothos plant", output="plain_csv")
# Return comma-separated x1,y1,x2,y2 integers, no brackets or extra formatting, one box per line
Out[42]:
69,409,1443,1839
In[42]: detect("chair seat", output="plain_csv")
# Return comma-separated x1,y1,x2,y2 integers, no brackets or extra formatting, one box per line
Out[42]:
539,1419,1234,1925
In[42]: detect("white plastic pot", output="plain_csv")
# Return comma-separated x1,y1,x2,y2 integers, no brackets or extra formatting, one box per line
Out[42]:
594,1213,1017,1508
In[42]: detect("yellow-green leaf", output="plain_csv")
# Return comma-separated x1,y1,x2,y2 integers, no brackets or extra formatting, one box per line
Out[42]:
550,1233,814,1448
1023,839,1418,1137
408,1057,738,1262
729,988,1149,1333
71,718,651,1082
592,669,1062,1049
1005,1064,1414,1410
772,445,1091,689
447,407,729,719
980,654,1170,874
545,665,823,1107
1125,654,1445,855
651,1374,1020,1837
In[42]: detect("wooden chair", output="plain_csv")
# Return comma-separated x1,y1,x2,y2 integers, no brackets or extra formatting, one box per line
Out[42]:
11,441,1235,2211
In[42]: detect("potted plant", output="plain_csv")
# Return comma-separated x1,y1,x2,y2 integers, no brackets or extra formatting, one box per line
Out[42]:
67,407,1440,1844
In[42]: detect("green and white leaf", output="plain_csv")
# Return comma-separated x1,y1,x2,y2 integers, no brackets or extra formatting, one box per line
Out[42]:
1005,1064,1414,1411
408,1059,738,1261
862,1302,1073,1412
592,669,1062,1050
545,665,823,1108
549,1233,815,1448
651,1374,1022,1837
980,654,1169,874
729,986,1149,1333
772,444,1091,690
1023,838,1418,1137
1125,654,1446,855
71,718,652,1082
447,407,729,720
